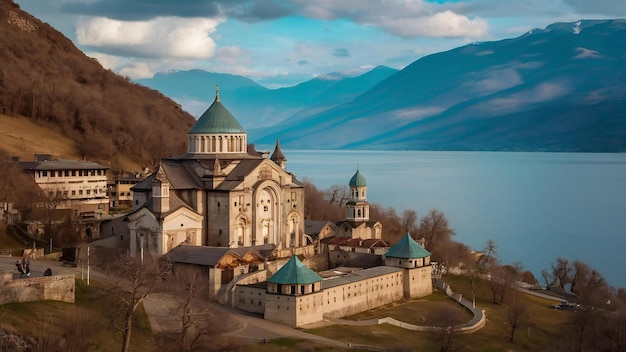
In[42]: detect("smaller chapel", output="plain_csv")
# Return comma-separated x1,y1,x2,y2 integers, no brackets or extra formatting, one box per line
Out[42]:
335,168,382,239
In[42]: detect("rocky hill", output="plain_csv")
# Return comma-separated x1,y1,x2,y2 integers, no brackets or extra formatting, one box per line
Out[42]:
0,0,196,171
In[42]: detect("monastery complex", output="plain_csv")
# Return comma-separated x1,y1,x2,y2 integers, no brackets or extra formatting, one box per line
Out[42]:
6,88,434,327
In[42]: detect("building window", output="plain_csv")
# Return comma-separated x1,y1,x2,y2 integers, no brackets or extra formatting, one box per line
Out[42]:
79,190,83,195
72,170,76,176
71,190,76,196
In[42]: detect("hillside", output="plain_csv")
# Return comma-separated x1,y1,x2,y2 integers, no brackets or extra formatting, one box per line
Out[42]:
0,114,142,172
253,20,626,152
0,0,196,171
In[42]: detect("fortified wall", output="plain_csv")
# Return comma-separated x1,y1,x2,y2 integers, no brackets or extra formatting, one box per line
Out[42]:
0,272,75,305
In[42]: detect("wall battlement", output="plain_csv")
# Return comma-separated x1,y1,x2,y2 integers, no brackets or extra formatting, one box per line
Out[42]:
0,272,75,305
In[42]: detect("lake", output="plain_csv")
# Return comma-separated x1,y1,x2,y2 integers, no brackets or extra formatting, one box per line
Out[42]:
284,150,626,289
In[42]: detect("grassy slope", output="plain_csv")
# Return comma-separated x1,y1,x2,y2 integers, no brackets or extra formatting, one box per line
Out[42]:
0,113,141,172
0,279,157,352
307,274,570,351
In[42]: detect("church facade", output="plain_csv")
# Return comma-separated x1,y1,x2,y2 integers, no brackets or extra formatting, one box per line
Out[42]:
128,89,306,257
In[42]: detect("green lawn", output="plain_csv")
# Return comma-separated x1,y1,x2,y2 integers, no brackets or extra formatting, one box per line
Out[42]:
1,279,158,352
306,274,571,351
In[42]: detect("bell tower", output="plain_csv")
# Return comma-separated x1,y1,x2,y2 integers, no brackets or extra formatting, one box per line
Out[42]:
346,167,369,222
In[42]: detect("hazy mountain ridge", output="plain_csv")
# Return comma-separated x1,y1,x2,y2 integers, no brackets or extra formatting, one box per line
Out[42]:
254,19,626,152
136,65,399,129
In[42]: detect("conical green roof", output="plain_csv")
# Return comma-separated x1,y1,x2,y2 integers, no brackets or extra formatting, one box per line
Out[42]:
268,256,322,285
349,169,367,187
189,93,246,134
386,232,431,259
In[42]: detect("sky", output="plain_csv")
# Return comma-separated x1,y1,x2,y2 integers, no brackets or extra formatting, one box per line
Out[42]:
14,0,626,88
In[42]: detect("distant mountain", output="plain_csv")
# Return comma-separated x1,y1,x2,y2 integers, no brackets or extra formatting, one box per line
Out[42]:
136,65,398,129
254,19,626,152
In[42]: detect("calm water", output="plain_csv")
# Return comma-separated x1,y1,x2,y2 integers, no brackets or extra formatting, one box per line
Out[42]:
284,150,626,289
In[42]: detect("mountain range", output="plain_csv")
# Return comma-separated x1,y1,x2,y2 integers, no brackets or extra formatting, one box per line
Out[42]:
139,19,626,152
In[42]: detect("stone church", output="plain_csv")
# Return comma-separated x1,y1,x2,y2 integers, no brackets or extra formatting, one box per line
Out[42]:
127,88,306,257
335,168,382,239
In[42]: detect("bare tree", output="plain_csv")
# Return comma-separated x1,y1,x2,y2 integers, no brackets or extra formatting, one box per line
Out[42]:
160,265,210,352
418,209,455,250
540,268,553,287
487,262,522,305
302,179,343,222
484,239,498,264
431,306,464,352
551,257,573,290
401,209,418,234
508,295,528,342
324,184,349,206
103,254,168,352
570,260,611,307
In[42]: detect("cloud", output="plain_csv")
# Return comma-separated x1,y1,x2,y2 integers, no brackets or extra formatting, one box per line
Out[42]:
574,47,602,59
215,46,246,64
86,52,123,70
62,0,223,21
475,81,571,116
472,68,523,94
65,0,488,39
332,48,350,57
563,0,626,16
376,10,489,38
119,62,154,79
292,1,488,38
297,60,310,65
76,16,222,59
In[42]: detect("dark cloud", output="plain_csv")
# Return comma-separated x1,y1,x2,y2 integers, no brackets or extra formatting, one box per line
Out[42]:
297,60,310,65
563,0,626,15
61,0,296,22
332,48,350,58
224,1,294,22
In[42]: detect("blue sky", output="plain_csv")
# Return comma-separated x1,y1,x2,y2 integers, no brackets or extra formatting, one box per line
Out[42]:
14,0,626,88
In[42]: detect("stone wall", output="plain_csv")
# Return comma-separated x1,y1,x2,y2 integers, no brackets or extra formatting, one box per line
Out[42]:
0,272,75,305
328,249,382,268
303,253,328,272
322,269,404,319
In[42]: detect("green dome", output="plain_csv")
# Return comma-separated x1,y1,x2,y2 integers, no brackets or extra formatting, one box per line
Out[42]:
386,232,431,259
349,169,367,187
268,256,322,285
189,96,246,134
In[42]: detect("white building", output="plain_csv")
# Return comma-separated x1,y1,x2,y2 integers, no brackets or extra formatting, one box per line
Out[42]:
18,155,109,215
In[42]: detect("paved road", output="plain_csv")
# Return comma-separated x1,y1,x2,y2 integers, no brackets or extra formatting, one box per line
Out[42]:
142,292,346,348
0,255,94,279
